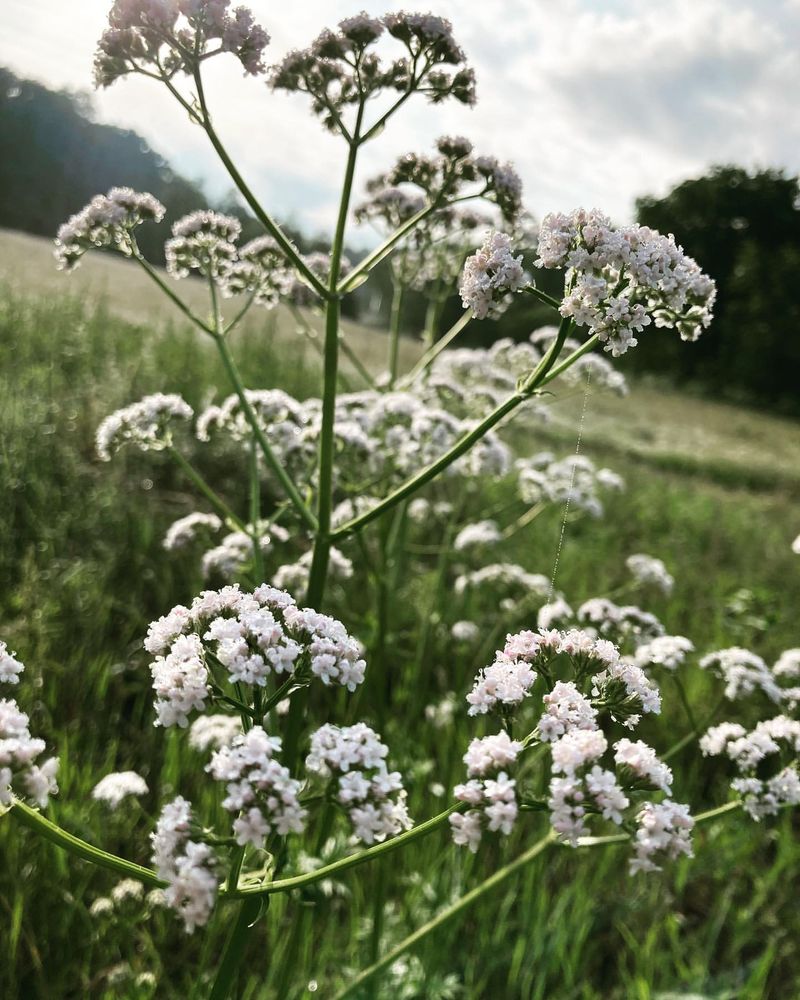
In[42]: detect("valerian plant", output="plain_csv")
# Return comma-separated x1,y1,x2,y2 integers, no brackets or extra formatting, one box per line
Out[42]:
3,2,798,997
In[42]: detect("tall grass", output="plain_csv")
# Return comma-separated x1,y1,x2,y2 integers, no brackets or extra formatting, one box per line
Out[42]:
2,285,799,998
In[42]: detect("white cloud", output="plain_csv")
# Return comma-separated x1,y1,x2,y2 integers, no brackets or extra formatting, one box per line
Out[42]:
1,0,798,234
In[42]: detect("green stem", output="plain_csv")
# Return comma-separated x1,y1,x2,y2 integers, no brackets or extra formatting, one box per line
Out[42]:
331,393,524,540
287,111,364,775
208,896,263,1000
663,694,726,762
192,66,328,300
338,329,377,389
387,278,405,387
5,799,165,888
333,318,575,539
421,284,443,349
402,309,472,386
573,799,742,848
338,203,437,295
673,674,698,733
223,292,256,335
168,447,247,532
212,333,317,533
305,112,364,609
334,831,556,999
226,803,464,899
537,334,601,388
249,436,264,581
335,797,746,998
523,285,563,310
132,252,214,335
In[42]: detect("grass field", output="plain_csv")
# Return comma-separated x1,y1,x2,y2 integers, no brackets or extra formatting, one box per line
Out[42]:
1,231,799,999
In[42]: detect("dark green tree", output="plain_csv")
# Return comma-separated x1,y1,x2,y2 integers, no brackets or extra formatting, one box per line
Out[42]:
630,166,800,414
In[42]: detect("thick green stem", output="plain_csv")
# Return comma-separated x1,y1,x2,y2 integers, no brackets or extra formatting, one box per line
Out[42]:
305,112,364,609
287,115,364,776
212,334,317,533
387,278,405,387
168,447,247,532
334,831,556,999
208,896,263,1000
402,309,472,386
5,799,165,887
538,334,601,387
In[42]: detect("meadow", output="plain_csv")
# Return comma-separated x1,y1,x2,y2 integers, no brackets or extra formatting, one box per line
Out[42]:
1,233,799,999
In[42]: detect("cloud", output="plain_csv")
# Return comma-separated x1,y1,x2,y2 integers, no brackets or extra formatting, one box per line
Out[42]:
1,0,798,234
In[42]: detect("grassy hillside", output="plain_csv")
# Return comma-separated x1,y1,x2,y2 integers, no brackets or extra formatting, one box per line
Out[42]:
1,241,799,998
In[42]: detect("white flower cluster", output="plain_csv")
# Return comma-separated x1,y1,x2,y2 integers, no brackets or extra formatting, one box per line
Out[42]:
0,641,24,685
547,726,683,860
577,598,665,646
455,563,550,604
201,521,289,581
451,620,479,643
0,646,59,809
451,732,522,851
635,635,695,671
419,328,627,419
535,208,716,356
701,716,800,819
466,627,635,719
0,698,60,809
92,770,149,807
54,187,165,271
630,800,694,874
197,387,511,493
466,655,537,716
771,649,800,706
538,681,598,741
548,728,629,844
96,393,193,462
591,658,662,725
457,626,685,870
453,520,502,552
165,212,292,302
208,727,306,845
163,512,223,551
517,452,625,518
151,796,218,933
459,231,526,320
90,878,166,920
614,738,672,793
306,724,412,845
699,647,783,703
626,553,674,595
95,1,270,88
144,584,366,727
272,547,353,595
188,713,241,751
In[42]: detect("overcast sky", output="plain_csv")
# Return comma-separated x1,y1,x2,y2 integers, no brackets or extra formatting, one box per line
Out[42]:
2,1,799,243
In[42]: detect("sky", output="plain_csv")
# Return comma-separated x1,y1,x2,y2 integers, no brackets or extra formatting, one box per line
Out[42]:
2,1,799,244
